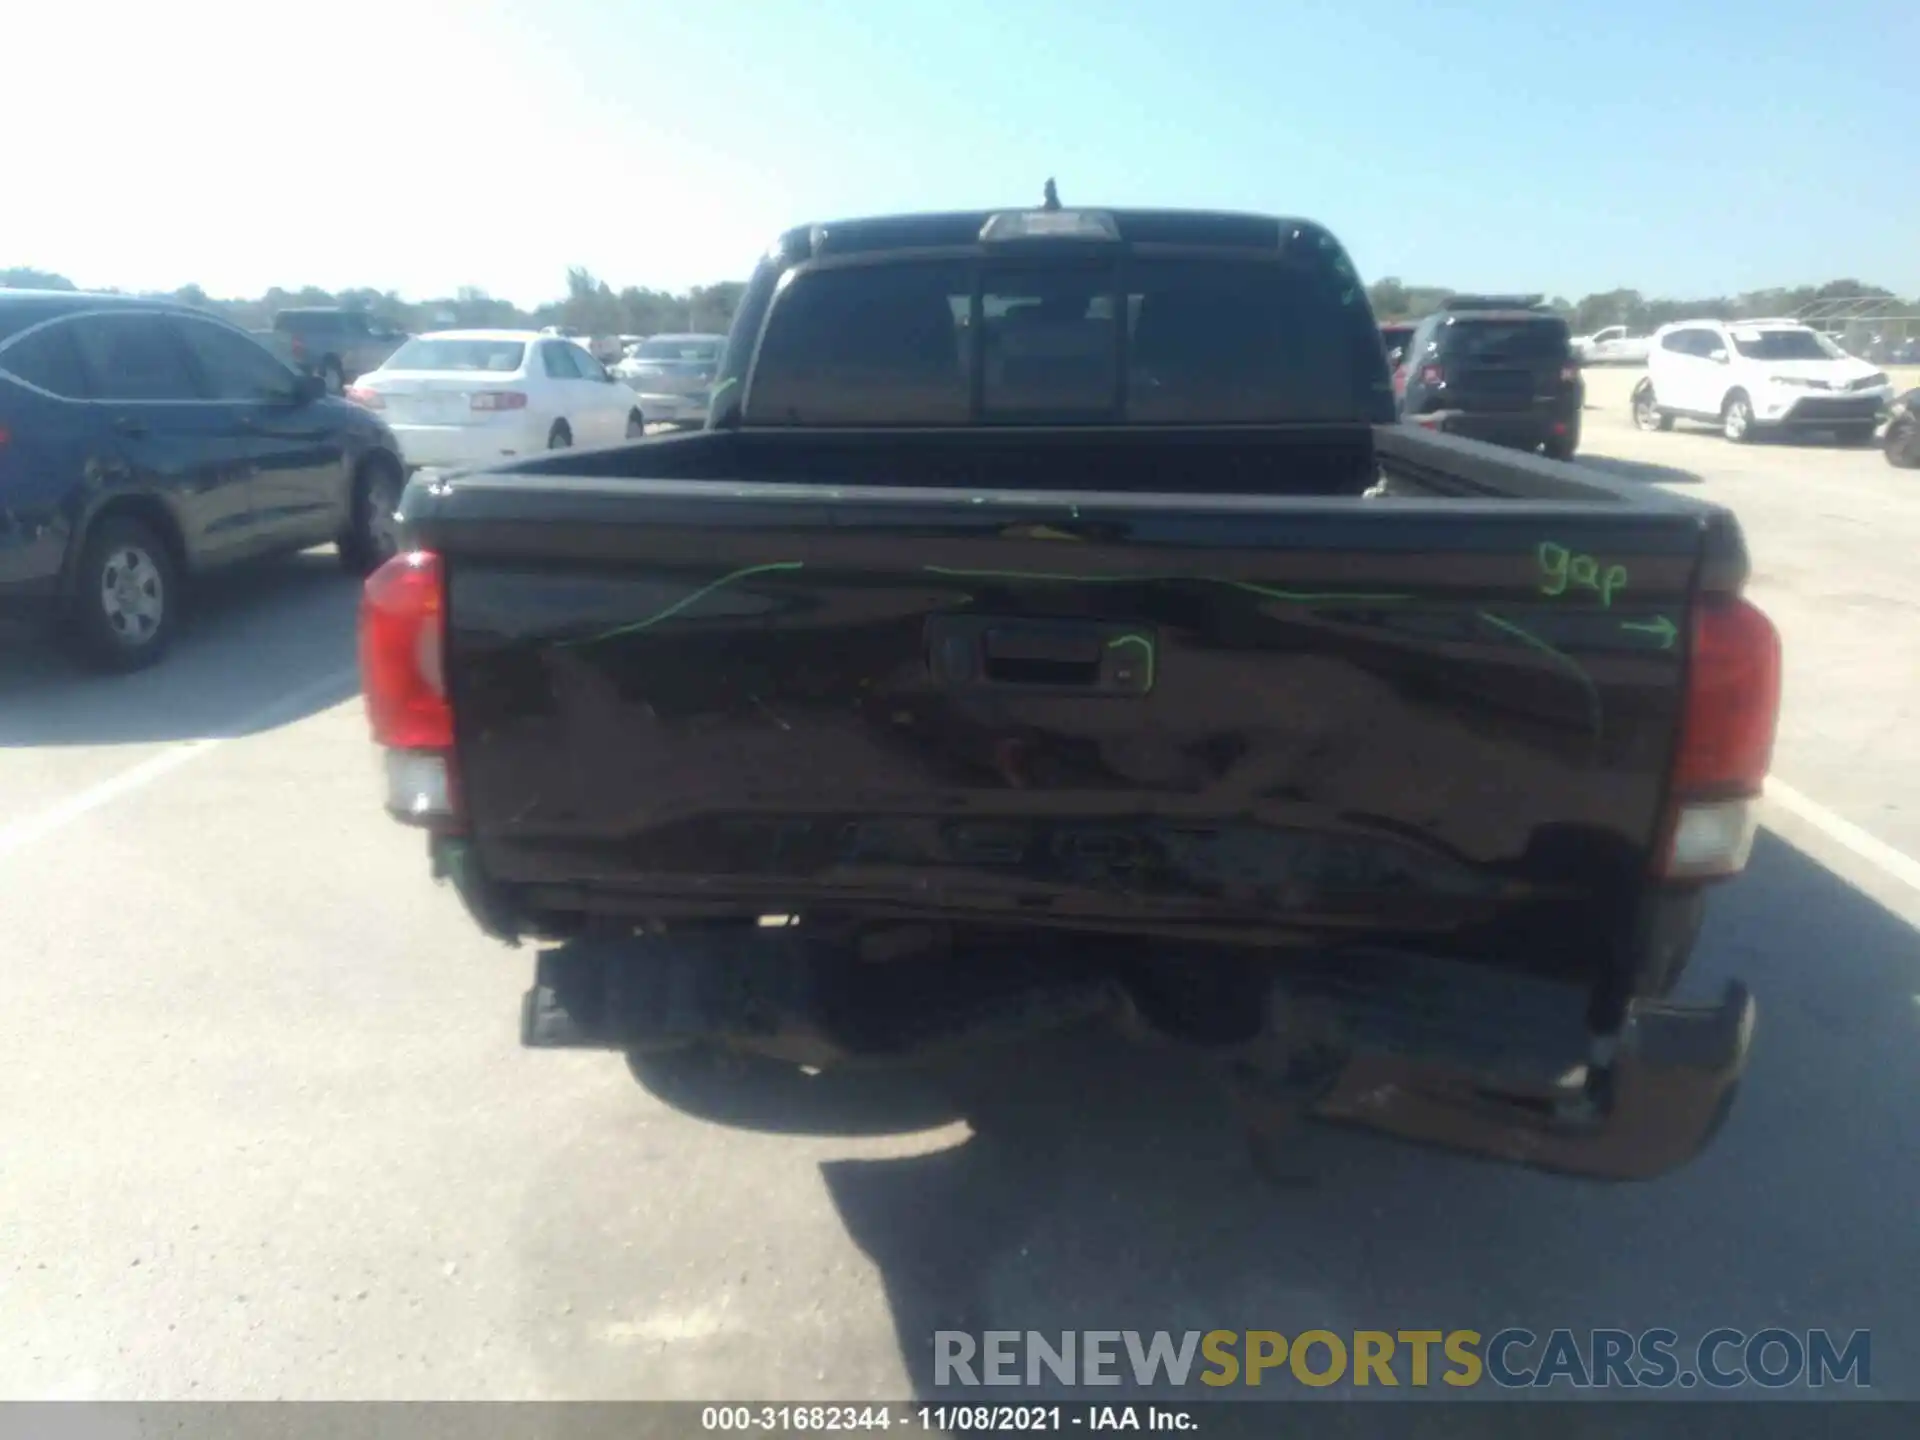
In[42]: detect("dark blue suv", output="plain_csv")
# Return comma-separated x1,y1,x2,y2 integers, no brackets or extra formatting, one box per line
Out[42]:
0,290,407,670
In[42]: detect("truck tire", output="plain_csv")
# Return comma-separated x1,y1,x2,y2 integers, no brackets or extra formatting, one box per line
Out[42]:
1631,381,1673,432
1721,390,1755,443
547,421,572,449
624,1043,963,1137
626,410,646,440
65,513,181,672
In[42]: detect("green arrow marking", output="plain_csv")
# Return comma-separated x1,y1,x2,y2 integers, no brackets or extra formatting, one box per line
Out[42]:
1620,616,1678,649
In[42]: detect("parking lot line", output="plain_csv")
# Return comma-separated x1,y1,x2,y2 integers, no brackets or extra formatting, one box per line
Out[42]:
1766,777,1920,896
0,665,358,861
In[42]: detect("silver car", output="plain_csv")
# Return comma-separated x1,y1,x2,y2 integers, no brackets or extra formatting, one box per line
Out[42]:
614,333,727,426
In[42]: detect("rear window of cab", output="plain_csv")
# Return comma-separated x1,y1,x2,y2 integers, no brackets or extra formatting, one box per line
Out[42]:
744,252,1391,427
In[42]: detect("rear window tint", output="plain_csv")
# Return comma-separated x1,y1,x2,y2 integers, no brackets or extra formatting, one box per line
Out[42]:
745,253,1384,426
1435,318,1569,362
1125,257,1374,423
982,264,1117,419
747,261,972,426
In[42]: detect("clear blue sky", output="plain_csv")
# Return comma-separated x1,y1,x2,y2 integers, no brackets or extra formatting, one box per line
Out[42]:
7,0,1915,306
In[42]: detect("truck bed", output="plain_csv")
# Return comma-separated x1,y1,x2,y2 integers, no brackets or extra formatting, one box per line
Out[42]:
401,424,1741,994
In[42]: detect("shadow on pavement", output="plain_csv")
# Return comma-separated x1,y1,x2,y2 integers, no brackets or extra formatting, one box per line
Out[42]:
1761,430,1889,451
620,828,1919,1402
1577,455,1703,485
0,549,361,748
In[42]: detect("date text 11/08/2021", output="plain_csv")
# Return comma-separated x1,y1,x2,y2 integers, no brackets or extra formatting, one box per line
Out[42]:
702,1407,1190,1432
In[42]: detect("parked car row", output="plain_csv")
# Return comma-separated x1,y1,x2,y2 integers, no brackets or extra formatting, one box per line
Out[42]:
0,290,407,670
1378,306,1910,464
0,278,727,673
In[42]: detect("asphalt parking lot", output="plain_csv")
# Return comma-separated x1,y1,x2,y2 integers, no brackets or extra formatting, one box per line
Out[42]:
3,378,1917,1402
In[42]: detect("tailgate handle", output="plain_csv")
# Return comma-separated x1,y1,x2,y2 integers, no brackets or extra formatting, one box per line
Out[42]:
983,625,1105,687
984,626,1103,667
928,618,1154,694
982,625,1109,688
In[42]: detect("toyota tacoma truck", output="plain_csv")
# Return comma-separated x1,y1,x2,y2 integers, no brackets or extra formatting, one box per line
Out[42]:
358,203,1781,1180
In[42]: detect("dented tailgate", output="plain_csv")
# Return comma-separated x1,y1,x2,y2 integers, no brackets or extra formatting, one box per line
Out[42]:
419,475,1712,992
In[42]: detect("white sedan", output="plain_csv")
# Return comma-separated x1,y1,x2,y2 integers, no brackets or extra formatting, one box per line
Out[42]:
348,330,646,471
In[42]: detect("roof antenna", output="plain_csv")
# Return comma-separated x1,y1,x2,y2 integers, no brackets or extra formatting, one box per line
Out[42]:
1042,178,1060,211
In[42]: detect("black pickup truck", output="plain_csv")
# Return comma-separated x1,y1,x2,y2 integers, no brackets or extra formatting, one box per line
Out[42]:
359,204,1782,1180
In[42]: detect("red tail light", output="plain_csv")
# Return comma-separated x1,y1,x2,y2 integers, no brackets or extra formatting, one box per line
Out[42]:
1419,364,1446,387
290,337,307,360
345,385,385,409
1655,596,1782,880
1673,597,1781,793
472,391,528,412
360,551,459,827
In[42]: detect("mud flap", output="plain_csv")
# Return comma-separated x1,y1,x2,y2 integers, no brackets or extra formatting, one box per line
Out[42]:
1304,981,1755,1180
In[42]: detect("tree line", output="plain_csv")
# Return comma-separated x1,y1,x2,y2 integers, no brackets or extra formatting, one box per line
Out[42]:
0,266,747,338
8,263,1914,345
1368,277,1920,337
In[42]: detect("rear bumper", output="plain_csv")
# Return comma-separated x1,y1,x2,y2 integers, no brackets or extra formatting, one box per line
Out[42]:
519,928,1753,1181
629,390,710,424
1758,392,1889,427
1286,973,1754,1182
387,416,542,470
1409,408,1576,450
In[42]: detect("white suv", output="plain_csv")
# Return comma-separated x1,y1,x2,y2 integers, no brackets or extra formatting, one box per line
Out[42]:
1632,319,1893,444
